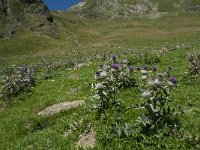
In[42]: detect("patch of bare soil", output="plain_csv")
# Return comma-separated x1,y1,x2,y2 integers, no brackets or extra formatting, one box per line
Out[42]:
67,88,81,95
76,125,96,149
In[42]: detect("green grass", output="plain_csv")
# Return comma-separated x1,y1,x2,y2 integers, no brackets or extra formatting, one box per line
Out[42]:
0,47,200,149
1,14,200,66
0,13,200,149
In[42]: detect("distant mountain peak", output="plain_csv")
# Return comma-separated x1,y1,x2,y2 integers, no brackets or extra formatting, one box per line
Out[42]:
68,2,87,11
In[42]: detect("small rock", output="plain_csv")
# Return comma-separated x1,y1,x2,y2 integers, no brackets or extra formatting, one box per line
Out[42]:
38,100,85,116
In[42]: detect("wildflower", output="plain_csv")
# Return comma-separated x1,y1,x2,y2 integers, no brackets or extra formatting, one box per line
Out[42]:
148,79,155,86
141,66,148,75
122,60,128,64
152,66,157,72
142,90,152,99
168,76,177,86
155,78,163,86
154,74,163,85
167,66,173,71
141,75,148,80
169,76,177,84
95,71,101,80
95,83,104,90
128,66,134,72
141,66,147,70
99,64,104,68
111,64,120,70
100,71,107,78
141,69,148,75
112,55,117,62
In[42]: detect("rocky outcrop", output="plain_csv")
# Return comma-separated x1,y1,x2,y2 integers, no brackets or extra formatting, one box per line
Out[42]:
25,0,54,22
0,0,58,38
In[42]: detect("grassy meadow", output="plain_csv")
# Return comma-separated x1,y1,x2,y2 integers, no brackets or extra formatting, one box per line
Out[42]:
0,13,200,149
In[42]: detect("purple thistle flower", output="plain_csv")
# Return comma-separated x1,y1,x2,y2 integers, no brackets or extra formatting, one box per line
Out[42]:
168,66,173,70
111,64,120,70
141,66,147,70
112,55,117,61
152,66,157,72
96,71,100,76
128,66,134,72
169,76,177,84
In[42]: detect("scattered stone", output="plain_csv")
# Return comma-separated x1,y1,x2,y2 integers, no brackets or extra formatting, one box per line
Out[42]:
76,125,96,149
38,100,85,116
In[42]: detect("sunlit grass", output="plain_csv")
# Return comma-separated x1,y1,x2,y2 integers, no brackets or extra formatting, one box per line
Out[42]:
0,13,200,149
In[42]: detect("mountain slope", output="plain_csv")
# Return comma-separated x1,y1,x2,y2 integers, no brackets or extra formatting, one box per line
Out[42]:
69,0,200,19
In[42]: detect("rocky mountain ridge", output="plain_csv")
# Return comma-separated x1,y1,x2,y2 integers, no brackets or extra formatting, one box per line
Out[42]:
0,0,58,38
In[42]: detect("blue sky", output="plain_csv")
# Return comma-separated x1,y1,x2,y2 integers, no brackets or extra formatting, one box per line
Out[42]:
43,0,81,10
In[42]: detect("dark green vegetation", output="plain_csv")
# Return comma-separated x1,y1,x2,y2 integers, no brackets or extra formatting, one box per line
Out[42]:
0,0,200,149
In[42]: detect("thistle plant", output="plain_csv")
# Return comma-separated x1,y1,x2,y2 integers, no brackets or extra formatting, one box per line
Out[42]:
92,55,181,137
1,65,39,100
188,51,200,80
92,55,136,115
138,67,179,134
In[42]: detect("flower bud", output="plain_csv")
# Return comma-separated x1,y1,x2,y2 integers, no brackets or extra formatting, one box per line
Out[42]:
95,83,104,90
141,75,148,80
142,90,152,99
141,69,148,75
168,76,177,86
148,80,155,86
128,66,134,72
155,78,163,86
100,71,107,78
